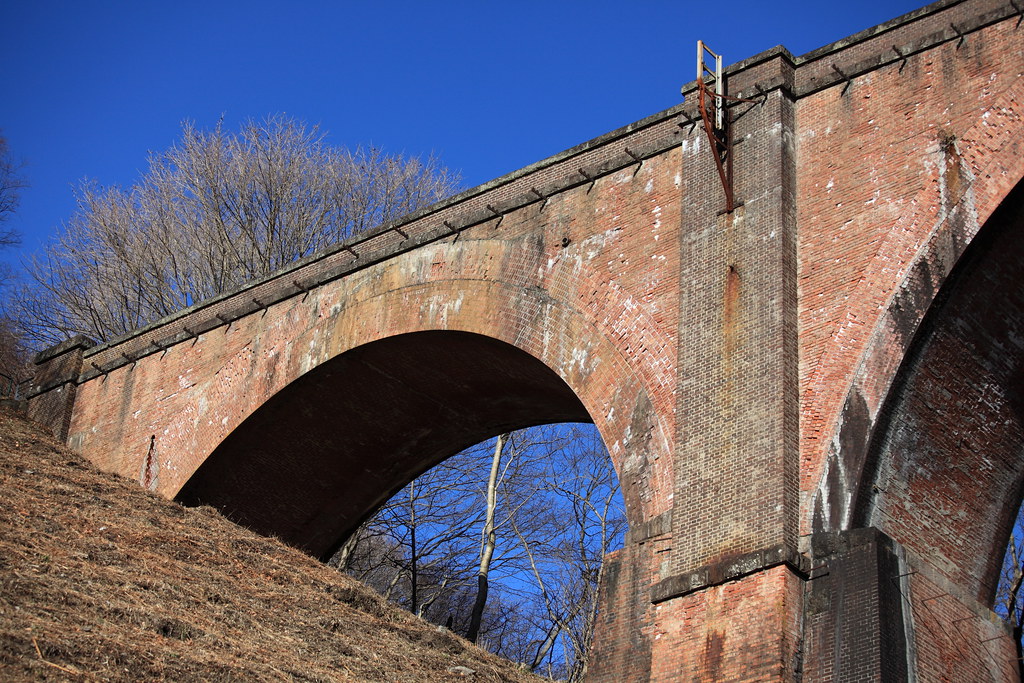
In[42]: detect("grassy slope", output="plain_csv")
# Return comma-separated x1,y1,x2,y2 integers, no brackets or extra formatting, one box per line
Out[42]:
0,409,541,682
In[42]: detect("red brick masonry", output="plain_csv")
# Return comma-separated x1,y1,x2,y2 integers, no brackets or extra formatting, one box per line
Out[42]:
28,0,1024,679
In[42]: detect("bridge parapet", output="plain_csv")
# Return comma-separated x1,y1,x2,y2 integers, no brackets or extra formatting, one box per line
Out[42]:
24,0,1024,679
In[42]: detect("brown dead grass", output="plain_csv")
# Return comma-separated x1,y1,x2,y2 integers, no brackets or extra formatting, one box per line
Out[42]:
0,409,543,682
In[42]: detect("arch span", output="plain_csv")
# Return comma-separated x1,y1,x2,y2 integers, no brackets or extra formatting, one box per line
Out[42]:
176,330,598,558
853,177,1024,602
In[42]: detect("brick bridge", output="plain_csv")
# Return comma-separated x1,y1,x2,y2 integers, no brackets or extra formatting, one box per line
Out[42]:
26,0,1024,678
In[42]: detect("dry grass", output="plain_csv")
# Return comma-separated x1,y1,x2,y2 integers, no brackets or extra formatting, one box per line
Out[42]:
0,409,542,682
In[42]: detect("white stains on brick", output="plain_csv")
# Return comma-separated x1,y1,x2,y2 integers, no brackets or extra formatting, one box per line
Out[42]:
562,342,600,381
578,226,623,262
300,331,326,375
424,292,465,328
818,420,854,530
680,134,703,156
623,450,645,475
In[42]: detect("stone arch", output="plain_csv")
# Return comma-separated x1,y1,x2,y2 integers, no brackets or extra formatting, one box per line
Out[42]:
812,172,1024,604
808,79,1024,543
850,177,1024,602
177,330,588,557
170,243,672,558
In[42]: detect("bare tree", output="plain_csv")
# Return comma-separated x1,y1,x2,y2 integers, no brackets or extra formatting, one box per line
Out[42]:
16,115,460,346
512,425,626,680
0,133,29,392
336,424,625,675
997,516,1024,679
0,133,27,244
467,432,510,642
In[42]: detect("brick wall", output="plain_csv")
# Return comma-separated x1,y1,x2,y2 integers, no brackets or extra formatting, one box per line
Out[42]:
25,0,1024,678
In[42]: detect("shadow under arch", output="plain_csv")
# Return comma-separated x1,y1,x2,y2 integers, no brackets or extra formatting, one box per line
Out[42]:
176,330,602,560
850,176,1024,603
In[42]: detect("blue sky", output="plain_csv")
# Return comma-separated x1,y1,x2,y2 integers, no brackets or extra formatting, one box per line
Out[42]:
1,1,926,266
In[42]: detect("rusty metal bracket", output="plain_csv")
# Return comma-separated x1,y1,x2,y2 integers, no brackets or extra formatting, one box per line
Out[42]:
753,83,769,106
950,22,966,48
831,64,854,95
677,110,699,134
578,168,596,193
292,280,310,301
805,564,830,580
624,147,643,176
530,187,548,211
1012,0,1024,27
891,45,909,73
486,204,503,228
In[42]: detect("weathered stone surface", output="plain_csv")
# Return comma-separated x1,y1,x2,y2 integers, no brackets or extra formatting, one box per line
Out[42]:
27,0,1024,679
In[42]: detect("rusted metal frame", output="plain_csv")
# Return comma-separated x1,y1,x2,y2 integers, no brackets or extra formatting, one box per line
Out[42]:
696,40,762,214
697,40,724,129
697,82,761,215
697,76,735,213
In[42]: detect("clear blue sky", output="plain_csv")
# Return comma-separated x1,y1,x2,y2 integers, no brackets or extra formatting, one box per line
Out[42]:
1,0,926,267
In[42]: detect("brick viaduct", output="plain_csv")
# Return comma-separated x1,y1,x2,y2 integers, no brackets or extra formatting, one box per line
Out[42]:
24,0,1024,678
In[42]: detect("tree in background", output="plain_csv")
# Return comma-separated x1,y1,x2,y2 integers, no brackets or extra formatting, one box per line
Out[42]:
15,115,460,346
0,133,31,393
513,426,625,680
0,134,27,242
997,511,1024,678
335,424,626,679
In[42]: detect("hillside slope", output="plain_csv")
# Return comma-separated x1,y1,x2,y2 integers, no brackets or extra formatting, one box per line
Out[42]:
0,409,541,682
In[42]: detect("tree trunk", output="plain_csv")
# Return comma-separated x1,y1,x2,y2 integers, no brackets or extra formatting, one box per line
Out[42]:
531,622,561,671
467,432,507,642
409,479,418,615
